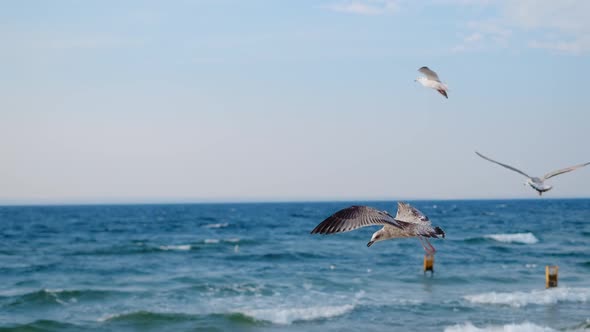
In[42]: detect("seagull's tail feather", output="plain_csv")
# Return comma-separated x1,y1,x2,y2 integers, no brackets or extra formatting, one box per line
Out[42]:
407,223,446,239
422,226,445,239
434,226,445,239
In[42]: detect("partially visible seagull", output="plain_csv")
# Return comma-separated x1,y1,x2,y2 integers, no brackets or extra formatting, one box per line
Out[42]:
415,66,449,99
475,151,590,196
310,202,445,255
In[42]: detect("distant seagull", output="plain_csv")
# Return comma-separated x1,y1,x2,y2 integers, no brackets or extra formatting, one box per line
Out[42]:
415,66,449,99
475,151,590,196
311,202,445,255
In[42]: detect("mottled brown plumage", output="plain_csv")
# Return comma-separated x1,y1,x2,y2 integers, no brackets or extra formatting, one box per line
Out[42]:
311,202,445,254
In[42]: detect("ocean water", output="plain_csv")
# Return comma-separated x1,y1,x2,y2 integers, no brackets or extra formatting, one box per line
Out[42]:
0,199,589,332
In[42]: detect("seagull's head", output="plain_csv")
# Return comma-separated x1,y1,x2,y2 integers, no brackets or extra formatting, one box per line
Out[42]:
367,230,385,247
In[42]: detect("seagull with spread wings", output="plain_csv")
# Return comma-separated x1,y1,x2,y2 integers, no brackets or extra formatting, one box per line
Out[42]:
311,202,445,255
475,151,590,196
415,66,449,99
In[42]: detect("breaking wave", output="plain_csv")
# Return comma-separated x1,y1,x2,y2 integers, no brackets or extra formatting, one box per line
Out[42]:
204,223,229,229
98,310,260,326
464,287,590,308
97,306,354,327
484,233,538,244
159,244,191,251
445,321,556,332
237,304,355,325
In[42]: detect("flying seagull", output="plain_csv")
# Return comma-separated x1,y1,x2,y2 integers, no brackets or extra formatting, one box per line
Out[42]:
475,151,590,196
415,66,449,99
311,202,445,255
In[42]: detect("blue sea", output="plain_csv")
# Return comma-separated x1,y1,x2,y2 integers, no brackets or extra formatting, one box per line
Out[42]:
0,199,589,331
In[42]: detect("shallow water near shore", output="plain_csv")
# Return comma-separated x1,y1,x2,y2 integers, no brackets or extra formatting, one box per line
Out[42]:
0,199,589,331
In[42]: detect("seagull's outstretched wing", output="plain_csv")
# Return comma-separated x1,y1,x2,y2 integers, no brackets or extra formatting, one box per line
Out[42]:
311,206,402,234
475,151,531,178
418,66,441,82
543,162,590,180
395,202,430,225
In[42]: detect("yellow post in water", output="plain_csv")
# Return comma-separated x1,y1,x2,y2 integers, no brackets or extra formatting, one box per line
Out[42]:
424,254,434,274
545,265,558,288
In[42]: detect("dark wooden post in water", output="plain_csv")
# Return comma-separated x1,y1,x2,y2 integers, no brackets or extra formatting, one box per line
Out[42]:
545,266,558,288
424,254,434,274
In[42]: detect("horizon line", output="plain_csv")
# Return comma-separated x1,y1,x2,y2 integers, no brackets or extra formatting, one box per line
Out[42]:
1,196,589,207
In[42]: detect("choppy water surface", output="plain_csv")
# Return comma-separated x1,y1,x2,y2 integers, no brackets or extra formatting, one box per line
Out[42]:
0,199,589,331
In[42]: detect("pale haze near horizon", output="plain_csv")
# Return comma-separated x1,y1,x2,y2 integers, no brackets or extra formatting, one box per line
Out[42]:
1,0,589,204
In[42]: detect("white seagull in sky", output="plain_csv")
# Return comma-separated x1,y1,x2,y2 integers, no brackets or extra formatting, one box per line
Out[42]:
476,151,590,196
311,202,445,255
415,66,448,99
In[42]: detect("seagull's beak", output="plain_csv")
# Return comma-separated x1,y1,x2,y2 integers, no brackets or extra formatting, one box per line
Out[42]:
367,241,374,247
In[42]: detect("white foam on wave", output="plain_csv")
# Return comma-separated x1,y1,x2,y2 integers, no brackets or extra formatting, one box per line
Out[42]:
241,304,355,325
484,232,538,244
204,223,229,229
464,287,590,308
204,239,220,244
97,312,122,322
45,289,69,305
445,321,556,332
159,245,191,251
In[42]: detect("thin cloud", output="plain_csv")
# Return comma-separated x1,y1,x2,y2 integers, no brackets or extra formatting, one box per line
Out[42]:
451,20,511,53
324,0,398,15
529,38,590,55
431,0,494,5
464,32,483,43
449,1,590,55
504,0,590,32
504,1,590,55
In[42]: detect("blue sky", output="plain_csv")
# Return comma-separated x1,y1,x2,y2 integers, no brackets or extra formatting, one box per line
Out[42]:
1,0,589,204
